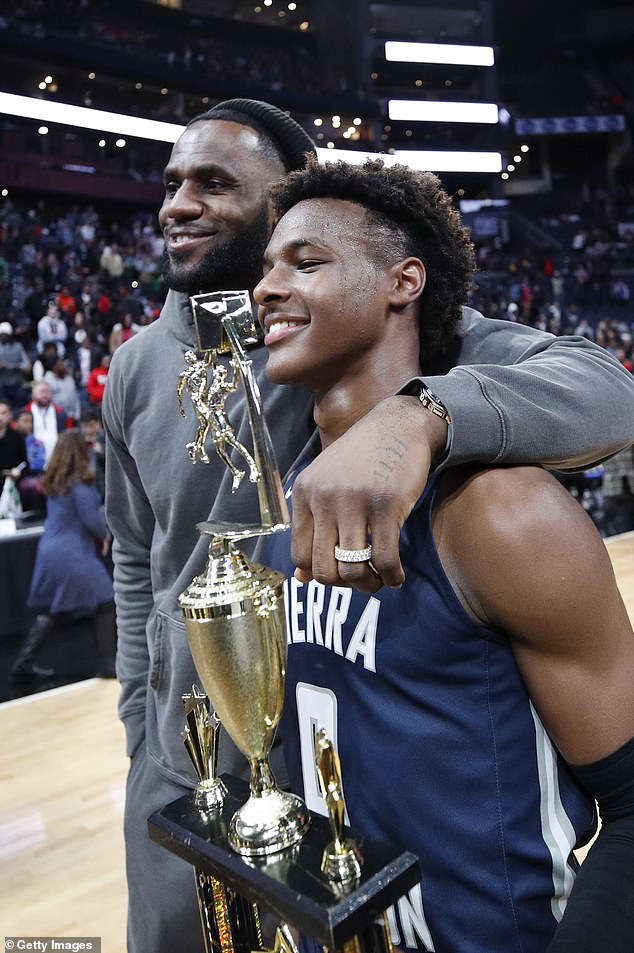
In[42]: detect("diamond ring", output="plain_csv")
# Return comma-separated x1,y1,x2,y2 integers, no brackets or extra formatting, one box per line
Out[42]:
334,544,373,563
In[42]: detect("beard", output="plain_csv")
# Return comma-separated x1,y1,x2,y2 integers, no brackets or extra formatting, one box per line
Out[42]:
160,203,271,294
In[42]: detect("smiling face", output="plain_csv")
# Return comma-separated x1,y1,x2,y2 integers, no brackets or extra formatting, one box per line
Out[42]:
158,119,285,294
254,198,418,394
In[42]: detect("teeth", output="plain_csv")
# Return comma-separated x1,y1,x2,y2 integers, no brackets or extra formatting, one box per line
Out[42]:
269,321,302,334
171,234,197,244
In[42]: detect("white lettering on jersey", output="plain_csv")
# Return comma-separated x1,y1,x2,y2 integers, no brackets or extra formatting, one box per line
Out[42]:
324,586,352,655
387,884,435,951
345,597,379,672
289,576,305,643
282,579,379,671
306,580,325,645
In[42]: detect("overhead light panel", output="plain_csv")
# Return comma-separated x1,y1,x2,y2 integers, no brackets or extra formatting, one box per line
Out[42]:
385,41,494,67
0,91,184,143
389,100,499,124
0,92,502,172
317,147,503,173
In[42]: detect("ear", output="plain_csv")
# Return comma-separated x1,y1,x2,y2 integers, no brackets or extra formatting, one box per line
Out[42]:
387,257,426,309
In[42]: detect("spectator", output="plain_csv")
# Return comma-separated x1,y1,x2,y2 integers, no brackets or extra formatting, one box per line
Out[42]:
86,354,110,405
32,341,59,382
26,381,68,465
80,405,106,502
0,398,27,495
55,284,78,320
601,444,634,537
8,430,116,683
13,407,46,514
37,300,68,356
100,242,124,287
72,333,103,405
575,317,595,340
612,279,631,307
43,358,81,424
0,321,30,407
108,312,140,353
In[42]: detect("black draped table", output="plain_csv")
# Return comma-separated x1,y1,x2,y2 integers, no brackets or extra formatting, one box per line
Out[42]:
0,521,44,638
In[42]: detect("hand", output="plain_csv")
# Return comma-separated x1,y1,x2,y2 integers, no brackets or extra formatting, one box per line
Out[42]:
290,395,448,593
101,531,112,556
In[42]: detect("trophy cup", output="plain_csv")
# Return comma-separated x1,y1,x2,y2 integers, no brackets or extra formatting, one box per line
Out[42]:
176,290,310,857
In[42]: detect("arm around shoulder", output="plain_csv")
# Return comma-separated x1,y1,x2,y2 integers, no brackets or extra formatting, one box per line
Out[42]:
424,309,634,470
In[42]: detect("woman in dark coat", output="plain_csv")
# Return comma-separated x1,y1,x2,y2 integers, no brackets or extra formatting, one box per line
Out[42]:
9,430,116,682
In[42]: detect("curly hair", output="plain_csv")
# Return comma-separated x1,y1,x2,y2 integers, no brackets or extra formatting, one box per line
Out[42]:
42,430,95,497
269,156,475,361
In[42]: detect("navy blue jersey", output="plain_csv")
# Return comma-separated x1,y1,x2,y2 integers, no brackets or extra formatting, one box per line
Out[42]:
265,471,596,953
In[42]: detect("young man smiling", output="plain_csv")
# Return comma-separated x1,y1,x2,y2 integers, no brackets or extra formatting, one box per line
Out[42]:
103,101,634,953
255,157,634,953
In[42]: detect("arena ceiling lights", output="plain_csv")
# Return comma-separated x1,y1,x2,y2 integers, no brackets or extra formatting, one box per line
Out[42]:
0,91,184,142
385,41,495,67
0,92,502,173
388,100,499,124
317,148,503,174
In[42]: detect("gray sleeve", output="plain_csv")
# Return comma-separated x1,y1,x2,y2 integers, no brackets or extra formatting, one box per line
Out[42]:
425,309,634,470
102,358,154,758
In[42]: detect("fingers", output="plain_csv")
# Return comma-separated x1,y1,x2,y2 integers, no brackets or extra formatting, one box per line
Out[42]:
291,477,404,593
288,394,435,593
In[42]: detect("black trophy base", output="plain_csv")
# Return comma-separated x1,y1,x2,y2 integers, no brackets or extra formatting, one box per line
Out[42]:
148,775,421,950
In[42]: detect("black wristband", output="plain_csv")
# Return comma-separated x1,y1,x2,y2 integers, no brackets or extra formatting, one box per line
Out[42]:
568,733,634,821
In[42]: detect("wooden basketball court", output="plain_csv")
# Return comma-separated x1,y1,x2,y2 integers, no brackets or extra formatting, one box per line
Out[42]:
1,532,633,953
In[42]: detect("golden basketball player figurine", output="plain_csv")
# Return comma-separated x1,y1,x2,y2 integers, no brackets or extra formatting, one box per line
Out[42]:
314,728,362,887
177,348,259,491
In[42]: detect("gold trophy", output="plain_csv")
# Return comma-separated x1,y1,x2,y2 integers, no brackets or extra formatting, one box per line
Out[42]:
177,290,310,858
149,290,420,953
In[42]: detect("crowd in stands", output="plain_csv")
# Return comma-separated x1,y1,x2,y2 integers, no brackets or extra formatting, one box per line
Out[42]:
0,0,324,118
0,184,633,532
467,183,634,535
0,195,164,516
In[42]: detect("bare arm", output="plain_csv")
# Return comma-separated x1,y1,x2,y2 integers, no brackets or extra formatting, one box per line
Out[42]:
434,465,634,950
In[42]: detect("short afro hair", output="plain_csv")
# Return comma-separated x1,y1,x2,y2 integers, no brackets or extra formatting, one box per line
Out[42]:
270,156,475,361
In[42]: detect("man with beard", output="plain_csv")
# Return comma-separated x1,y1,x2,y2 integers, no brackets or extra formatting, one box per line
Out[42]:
102,99,634,953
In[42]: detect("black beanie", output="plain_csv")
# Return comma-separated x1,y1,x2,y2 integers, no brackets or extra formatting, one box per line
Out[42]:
204,98,317,171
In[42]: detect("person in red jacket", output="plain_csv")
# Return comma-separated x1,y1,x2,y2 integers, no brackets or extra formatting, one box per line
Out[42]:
86,354,110,405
